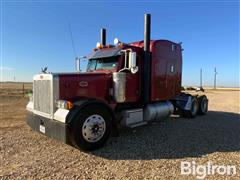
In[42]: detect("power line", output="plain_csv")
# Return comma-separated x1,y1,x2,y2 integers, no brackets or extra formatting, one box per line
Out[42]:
200,68,202,88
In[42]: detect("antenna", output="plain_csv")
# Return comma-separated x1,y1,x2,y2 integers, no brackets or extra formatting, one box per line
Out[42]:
214,67,218,89
68,22,81,72
68,22,77,58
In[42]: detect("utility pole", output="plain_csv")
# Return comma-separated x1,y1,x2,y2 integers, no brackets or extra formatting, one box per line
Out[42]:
200,68,202,88
214,67,217,89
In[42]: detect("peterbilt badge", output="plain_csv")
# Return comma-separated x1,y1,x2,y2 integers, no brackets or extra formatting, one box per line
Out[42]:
79,81,88,87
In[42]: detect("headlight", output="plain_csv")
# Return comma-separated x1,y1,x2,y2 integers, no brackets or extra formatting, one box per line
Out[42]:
56,100,74,110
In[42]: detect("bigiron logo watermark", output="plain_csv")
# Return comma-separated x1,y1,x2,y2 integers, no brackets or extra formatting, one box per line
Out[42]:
180,161,237,179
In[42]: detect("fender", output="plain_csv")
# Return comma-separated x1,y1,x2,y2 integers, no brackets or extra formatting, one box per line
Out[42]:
174,94,198,111
66,98,116,125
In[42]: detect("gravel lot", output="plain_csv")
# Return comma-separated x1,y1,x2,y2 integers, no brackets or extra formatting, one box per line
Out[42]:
0,83,240,179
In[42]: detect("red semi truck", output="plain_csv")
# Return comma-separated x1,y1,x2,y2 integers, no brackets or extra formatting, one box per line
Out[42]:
26,14,208,150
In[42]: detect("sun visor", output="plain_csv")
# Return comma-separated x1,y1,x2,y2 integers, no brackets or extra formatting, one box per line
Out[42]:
87,48,122,59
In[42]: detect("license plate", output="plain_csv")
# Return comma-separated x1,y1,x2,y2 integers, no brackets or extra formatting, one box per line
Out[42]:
39,125,46,134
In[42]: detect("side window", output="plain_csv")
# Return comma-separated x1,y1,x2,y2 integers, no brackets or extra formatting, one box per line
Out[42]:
87,60,97,71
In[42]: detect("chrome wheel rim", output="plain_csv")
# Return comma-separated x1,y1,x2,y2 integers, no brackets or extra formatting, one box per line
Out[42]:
82,114,106,143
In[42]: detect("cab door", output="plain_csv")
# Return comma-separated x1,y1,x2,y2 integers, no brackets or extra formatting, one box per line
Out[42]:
124,72,140,102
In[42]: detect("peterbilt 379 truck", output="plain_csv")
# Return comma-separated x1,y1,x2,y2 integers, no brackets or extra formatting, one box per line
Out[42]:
26,14,208,150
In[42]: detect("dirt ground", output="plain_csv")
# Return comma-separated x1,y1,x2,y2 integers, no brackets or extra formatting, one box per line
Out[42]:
0,83,240,179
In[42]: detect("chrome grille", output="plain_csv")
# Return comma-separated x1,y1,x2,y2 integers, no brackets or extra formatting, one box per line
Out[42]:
33,79,52,114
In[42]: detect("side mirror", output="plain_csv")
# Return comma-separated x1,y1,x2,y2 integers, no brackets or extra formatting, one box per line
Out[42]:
128,52,138,74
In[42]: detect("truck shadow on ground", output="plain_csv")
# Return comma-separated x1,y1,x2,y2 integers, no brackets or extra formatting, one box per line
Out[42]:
91,111,240,160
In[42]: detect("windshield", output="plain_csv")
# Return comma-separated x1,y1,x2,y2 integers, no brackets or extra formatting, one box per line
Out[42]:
87,57,118,71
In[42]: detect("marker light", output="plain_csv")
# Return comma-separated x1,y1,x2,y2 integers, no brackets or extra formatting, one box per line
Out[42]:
96,42,102,48
114,38,120,45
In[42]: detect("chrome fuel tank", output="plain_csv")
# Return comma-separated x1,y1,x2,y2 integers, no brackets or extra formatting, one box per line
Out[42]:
144,101,174,122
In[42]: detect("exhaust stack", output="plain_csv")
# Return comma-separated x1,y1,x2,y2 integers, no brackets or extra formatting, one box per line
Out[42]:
143,14,151,103
101,28,106,46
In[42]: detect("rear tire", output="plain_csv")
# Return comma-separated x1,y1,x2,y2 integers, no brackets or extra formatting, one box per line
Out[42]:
70,105,112,151
197,95,208,115
183,96,199,118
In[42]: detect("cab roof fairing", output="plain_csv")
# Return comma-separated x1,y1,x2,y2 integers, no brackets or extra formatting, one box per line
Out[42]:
130,39,182,51
86,44,144,60
87,47,122,60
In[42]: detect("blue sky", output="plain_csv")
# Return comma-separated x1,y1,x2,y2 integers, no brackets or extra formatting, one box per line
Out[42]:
1,1,239,87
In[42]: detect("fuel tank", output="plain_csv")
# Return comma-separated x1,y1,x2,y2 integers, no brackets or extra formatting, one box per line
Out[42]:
120,101,174,128
144,101,174,122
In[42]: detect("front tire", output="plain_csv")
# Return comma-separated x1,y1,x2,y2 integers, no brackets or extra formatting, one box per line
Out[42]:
70,105,112,151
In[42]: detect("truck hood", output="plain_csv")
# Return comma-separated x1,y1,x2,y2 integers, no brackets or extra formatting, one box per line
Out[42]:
57,72,112,102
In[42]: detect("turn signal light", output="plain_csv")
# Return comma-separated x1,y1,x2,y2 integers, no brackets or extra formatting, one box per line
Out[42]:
56,100,74,110
96,42,103,49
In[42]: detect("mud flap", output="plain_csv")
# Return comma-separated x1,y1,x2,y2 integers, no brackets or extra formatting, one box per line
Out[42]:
175,95,192,110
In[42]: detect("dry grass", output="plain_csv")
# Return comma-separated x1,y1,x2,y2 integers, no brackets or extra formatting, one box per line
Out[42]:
0,82,32,97
0,83,240,179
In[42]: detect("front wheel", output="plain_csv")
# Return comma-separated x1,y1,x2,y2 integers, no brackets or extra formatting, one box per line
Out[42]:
70,105,112,151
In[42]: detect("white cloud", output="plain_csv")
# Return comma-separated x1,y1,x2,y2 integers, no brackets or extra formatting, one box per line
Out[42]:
0,66,14,71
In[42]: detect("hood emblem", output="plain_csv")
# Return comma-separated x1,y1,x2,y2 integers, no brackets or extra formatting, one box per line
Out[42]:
79,81,88,87
41,67,48,73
